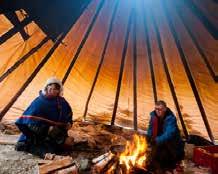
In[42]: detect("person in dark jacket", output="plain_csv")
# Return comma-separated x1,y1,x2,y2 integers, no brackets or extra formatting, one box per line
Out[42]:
15,77,73,157
146,100,184,172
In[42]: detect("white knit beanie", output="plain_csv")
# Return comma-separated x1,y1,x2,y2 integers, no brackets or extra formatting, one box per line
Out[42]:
42,77,63,96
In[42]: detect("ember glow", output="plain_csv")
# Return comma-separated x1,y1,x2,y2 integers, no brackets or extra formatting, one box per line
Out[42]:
119,134,147,171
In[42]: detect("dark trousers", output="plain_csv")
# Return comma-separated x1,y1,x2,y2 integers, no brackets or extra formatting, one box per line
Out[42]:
16,124,67,158
148,140,184,170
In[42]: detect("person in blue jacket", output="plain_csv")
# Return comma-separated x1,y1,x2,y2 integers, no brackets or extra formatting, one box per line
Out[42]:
15,77,73,157
146,100,184,171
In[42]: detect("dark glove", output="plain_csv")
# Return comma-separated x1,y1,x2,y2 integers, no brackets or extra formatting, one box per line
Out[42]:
48,126,67,145
150,138,156,146
146,136,151,144
27,124,48,136
146,136,156,146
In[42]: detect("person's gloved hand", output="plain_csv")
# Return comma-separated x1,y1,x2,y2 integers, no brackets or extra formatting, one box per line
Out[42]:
146,136,156,145
146,136,151,143
27,124,48,136
149,138,156,146
48,126,67,145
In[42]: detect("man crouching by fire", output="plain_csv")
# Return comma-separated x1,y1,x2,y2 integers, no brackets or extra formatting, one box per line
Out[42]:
146,100,185,173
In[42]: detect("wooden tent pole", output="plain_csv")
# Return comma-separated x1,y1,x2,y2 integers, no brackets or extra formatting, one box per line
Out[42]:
132,9,138,130
0,37,49,83
161,1,214,142
111,10,133,125
142,1,157,103
0,17,32,45
83,0,120,119
62,0,105,85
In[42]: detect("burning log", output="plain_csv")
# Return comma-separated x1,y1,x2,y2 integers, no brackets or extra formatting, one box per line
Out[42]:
130,165,149,174
101,156,119,173
119,134,147,171
107,163,149,174
110,162,125,174
92,152,110,164
110,145,125,155
104,160,119,174
105,134,148,174
91,152,115,173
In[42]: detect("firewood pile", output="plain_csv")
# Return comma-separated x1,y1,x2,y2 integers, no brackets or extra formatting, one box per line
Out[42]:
91,151,149,174
39,154,79,174
38,120,149,174
90,133,149,174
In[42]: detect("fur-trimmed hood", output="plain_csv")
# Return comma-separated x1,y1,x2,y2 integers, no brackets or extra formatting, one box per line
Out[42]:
42,77,63,96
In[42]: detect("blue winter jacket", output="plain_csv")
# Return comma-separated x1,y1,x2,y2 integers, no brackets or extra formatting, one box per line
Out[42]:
15,91,72,141
147,108,182,145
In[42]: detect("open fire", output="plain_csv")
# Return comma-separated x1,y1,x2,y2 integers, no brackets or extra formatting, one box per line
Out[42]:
119,134,148,172
92,133,149,173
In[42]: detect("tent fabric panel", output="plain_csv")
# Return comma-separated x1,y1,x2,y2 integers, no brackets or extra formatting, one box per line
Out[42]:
0,38,53,115
177,1,218,77
0,14,13,36
192,0,218,30
86,0,132,124
46,0,100,80
64,0,117,119
3,0,100,121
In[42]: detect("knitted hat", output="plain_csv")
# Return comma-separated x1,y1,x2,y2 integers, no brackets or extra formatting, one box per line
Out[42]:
42,77,63,96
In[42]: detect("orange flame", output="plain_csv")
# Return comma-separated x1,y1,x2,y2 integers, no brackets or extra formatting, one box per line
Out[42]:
119,134,147,171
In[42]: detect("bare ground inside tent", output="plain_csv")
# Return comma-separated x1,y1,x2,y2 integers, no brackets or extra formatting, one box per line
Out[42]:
0,121,39,174
0,121,212,174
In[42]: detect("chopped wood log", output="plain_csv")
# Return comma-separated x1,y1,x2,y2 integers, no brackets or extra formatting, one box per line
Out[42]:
92,152,110,164
39,156,75,174
106,160,119,174
0,135,19,145
110,145,125,155
38,159,53,165
91,152,115,173
116,163,127,174
101,156,119,173
44,153,66,160
54,165,78,174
